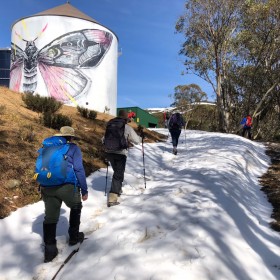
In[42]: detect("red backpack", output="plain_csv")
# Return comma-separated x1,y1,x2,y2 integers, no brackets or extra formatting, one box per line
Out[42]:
245,116,252,127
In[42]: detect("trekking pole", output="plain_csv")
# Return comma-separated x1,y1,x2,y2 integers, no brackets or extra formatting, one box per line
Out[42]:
104,162,109,196
184,125,187,146
184,120,188,146
141,136,147,189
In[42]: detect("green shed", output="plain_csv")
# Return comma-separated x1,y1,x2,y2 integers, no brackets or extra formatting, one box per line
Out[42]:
117,107,158,128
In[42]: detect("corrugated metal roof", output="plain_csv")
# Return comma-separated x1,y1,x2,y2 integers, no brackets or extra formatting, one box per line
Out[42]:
34,3,99,23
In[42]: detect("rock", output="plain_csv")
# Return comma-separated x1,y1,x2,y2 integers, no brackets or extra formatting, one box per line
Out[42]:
6,179,21,189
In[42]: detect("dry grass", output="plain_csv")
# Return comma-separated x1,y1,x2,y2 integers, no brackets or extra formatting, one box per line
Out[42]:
0,86,166,218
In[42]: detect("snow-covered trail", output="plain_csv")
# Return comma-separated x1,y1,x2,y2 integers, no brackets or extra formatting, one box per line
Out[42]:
47,130,280,280
0,130,279,280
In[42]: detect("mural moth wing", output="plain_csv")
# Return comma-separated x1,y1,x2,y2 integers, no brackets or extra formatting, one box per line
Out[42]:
36,29,113,102
10,43,25,91
38,29,113,68
38,64,91,102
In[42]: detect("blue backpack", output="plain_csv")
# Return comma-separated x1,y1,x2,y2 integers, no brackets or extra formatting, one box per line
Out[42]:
34,136,76,187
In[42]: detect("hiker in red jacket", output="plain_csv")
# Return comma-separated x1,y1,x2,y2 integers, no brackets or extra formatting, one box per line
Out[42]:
241,115,252,139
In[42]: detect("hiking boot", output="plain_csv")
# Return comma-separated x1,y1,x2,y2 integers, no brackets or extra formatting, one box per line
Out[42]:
44,244,58,263
69,232,85,246
68,206,84,246
107,201,120,207
43,223,58,263
108,193,119,207
173,147,177,155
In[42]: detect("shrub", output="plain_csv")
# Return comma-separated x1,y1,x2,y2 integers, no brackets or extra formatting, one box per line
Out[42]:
22,93,62,113
42,112,72,129
273,133,280,141
17,125,36,142
77,106,97,120
88,110,97,120
77,106,88,118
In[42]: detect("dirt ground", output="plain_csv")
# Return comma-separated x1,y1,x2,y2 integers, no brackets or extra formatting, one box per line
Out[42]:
259,142,280,232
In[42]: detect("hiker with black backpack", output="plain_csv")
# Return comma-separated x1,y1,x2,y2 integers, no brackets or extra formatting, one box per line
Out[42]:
103,109,142,207
34,126,88,263
168,111,185,155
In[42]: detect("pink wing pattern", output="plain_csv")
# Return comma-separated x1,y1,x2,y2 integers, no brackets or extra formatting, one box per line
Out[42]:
10,64,23,91
39,64,89,102
10,43,25,91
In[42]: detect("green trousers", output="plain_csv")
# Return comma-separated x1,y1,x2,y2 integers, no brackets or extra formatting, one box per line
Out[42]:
41,184,82,224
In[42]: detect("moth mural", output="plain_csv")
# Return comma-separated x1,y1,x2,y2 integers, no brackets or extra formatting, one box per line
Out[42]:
10,26,113,103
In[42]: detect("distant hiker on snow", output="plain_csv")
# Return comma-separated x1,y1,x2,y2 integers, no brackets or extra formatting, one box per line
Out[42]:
168,112,185,155
34,126,88,263
240,115,252,140
103,109,142,207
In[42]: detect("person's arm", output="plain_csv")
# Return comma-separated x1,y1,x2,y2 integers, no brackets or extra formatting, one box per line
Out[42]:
72,145,88,200
125,125,141,145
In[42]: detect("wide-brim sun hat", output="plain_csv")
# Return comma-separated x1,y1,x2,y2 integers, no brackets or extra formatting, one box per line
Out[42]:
54,126,75,137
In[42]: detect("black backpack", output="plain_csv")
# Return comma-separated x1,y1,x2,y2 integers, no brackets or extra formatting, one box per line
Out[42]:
104,118,128,151
169,113,184,129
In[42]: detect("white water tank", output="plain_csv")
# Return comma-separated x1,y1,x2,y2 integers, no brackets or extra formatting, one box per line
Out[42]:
10,3,118,115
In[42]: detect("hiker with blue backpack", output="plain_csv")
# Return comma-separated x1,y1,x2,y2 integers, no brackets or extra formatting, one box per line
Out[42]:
34,126,88,263
168,112,185,155
103,109,142,207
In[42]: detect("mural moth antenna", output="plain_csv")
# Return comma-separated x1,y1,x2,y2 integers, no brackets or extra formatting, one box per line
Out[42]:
15,31,25,42
34,23,49,41
21,19,31,39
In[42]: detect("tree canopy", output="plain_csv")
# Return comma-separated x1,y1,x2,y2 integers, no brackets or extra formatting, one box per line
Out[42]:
176,0,280,140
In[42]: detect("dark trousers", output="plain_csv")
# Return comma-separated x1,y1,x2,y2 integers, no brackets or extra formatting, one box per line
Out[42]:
105,153,127,194
41,184,82,224
169,129,182,147
242,127,252,139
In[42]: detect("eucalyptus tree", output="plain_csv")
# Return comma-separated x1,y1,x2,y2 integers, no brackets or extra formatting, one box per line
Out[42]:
176,0,244,132
170,83,208,126
171,83,207,108
236,0,280,138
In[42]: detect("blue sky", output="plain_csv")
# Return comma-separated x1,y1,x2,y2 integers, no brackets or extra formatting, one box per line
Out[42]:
0,0,214,109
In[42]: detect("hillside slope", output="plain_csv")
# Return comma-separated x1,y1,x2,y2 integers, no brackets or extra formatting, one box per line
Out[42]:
0,87,166,218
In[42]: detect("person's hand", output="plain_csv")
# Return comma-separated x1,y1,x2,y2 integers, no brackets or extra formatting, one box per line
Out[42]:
137,125,144,135
82,193,88,201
